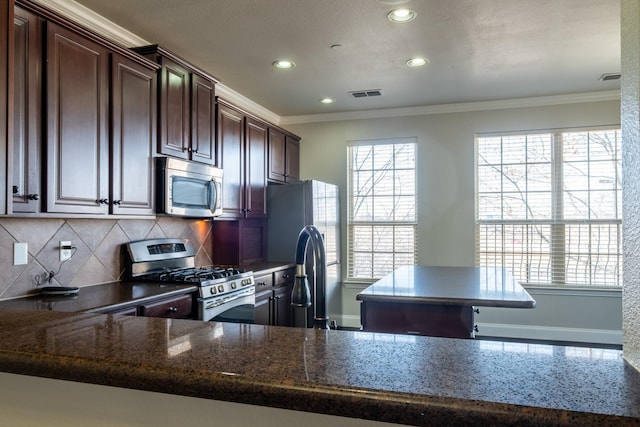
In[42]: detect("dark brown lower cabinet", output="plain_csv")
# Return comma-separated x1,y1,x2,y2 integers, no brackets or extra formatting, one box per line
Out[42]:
360,301,475,339
139,294,194,319
253,266,294,327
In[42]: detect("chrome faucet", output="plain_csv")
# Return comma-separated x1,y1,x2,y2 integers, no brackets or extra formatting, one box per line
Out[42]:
291,225,329,329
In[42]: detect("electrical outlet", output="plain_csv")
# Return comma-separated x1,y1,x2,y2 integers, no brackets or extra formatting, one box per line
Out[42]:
59,241,72,261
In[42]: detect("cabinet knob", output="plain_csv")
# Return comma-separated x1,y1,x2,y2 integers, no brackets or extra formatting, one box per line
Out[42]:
27,194,39,201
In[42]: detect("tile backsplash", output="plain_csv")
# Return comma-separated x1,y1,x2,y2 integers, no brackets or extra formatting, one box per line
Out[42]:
0,217,214,300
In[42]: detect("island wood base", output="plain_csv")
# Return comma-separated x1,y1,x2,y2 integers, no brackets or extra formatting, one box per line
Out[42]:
360,300,475,339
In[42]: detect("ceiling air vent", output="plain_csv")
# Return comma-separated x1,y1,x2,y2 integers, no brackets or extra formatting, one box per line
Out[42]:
599,73,621,82
350,89,383,98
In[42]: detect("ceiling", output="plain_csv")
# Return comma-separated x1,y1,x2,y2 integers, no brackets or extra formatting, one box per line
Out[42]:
71,0,621,118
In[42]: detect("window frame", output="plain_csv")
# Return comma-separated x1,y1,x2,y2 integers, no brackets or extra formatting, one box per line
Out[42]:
347,138,418,282
475,126,622,289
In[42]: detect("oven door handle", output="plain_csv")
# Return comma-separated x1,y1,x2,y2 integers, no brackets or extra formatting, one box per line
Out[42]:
204,288,254,309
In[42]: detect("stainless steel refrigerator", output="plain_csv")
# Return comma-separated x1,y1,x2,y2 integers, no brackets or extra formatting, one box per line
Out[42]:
266,180,341,328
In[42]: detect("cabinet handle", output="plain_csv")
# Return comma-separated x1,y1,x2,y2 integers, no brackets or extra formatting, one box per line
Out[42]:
168,307,178,313
27,194,39,201
12,186,19,194
97,198,109,205
112,200,122,205
258,282,267,287
282,274,290,279
473,308,480,314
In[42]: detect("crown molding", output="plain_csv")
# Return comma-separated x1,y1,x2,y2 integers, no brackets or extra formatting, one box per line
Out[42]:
279,90,621,125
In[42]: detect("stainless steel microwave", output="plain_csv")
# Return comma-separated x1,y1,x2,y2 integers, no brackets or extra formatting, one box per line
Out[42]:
156,157,223,217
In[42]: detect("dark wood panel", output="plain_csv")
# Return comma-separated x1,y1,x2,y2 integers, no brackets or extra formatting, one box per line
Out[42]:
285,135,300,183
360,301,475,339
110,53,156,215
267,127,286,182
158,57,189,159
191,73,216,165
273,284,292,327
139,294,193,319
217,103,244,218
0,1,12,214
254,289,272,326
46,21,109,214
245,117,267,218
12,6,42,213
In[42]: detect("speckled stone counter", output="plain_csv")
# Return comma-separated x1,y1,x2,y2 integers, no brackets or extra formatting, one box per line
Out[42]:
0,309,639,426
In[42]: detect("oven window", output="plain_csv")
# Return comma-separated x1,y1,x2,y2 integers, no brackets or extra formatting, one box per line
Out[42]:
211,304,255,324
172,176,213,209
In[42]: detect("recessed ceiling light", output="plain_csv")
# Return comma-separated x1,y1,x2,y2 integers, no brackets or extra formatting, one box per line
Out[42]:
406,57,429,67
387,8,416,23
272,60,295,69
320,97,335,104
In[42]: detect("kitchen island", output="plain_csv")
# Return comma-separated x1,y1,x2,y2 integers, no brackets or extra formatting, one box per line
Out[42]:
0,308,638,426
357,265,536,338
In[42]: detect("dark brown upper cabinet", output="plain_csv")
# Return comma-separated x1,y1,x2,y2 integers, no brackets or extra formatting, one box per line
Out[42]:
132,45,218,166
110,53,157,215
9,1,159,216
268,127,300,184
216,100,268,220
0,1,10,215
45,21,110,214
12,6,42,213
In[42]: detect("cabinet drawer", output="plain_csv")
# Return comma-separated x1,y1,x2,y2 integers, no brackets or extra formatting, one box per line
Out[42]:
254,273,273,291
139,294,193,319
274,267,295,286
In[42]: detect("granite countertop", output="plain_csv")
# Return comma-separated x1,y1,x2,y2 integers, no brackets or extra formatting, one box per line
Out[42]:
357,265,536,308
0,308,639,426
0,281,198,313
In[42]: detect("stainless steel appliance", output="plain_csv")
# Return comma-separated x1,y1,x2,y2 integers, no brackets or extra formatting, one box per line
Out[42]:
156,157,223,217
126,238,255,322
266,180,340,327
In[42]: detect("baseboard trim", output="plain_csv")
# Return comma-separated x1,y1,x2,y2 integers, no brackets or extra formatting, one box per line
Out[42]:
476,323,623,346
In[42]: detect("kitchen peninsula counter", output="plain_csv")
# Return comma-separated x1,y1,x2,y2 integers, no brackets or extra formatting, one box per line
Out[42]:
0,309,639,426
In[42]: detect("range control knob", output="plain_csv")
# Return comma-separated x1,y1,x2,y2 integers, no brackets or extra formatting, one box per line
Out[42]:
230,282,237,289
218,284,224,293
210,287,217,295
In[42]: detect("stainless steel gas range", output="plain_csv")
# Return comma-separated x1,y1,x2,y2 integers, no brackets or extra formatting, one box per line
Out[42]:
125,238,255,322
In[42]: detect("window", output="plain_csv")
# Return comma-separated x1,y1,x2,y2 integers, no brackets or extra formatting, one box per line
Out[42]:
348,139,417,280
476,128,622,287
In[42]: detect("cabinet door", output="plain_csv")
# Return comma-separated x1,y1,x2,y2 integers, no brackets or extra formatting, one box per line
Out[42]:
158,57,190,159
12,7,42,213
46,22,109,214
111,53,156,215
245,117,267,218
267,127,286,182
254,289,272,326
217,103,244,218
0,1,9,214
274,284,293,327
285,135,300,183
190,73,216,164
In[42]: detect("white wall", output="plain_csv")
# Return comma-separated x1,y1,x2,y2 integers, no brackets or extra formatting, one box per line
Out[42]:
286,99,623,344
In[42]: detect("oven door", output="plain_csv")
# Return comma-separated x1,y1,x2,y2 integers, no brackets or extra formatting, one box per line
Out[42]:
199,287,255,323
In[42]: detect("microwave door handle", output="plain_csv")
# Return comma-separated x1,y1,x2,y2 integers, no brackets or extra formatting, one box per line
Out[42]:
208,180,216,211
